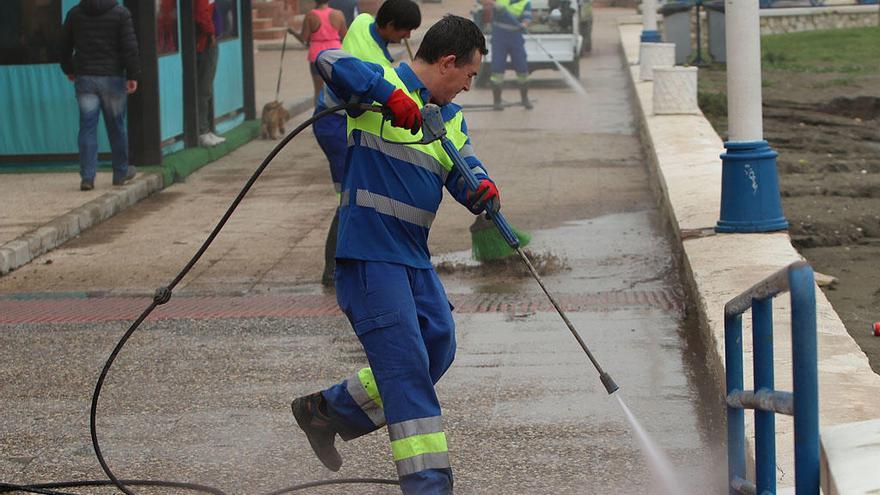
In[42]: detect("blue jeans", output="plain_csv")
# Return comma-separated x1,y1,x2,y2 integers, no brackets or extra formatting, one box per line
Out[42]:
75,75,130,183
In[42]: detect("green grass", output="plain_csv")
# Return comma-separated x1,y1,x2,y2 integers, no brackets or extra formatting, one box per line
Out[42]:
761,26,880,74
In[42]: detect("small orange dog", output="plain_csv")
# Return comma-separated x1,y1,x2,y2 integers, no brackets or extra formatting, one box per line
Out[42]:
260,101,290,139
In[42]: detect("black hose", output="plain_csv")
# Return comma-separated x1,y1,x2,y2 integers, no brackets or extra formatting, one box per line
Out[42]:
2,104,399,495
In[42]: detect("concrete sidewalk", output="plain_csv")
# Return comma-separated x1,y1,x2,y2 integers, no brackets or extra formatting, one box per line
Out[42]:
0,41,320,277
0,4,433,278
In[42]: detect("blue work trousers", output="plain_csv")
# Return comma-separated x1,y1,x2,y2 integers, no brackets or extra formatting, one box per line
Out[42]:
322,259,456,495
313,112,347,193
490,27,529,75
75,75,130,183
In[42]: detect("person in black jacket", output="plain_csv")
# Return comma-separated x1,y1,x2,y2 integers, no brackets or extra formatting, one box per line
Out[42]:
60,0,141,191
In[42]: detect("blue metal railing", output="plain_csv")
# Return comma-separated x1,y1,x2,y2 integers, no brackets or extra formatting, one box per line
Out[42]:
724,260,818,495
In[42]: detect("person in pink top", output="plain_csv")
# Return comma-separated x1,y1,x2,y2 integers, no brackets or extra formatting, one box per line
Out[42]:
295,0,347,103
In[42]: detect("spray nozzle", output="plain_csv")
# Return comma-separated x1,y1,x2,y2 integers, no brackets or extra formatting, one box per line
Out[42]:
600,372,619,395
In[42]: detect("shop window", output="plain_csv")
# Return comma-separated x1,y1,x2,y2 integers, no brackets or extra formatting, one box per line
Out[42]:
0,0,63,65
157,0,179,55
216,0,239,40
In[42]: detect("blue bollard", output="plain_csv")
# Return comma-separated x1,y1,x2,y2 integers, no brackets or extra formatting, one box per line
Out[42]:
640,30,662,42
715,140,789,233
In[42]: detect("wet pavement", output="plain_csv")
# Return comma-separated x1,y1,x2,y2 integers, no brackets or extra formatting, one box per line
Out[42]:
1,8,727,495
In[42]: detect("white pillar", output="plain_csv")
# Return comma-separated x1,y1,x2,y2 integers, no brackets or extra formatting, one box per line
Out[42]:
643,0,658,32
641,0,661,42
725,0,763,142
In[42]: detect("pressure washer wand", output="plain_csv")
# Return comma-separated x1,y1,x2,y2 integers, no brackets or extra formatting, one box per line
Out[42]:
420,104,619,395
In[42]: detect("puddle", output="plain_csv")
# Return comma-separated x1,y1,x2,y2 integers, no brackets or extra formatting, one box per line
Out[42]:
434,250,570,277
434,211,673,295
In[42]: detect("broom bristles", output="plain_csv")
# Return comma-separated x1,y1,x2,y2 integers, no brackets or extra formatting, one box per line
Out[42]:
471,223,532,262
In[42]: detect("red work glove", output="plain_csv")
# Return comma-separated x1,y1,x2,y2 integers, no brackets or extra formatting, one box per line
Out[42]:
385,88,422,135
467,179,500,214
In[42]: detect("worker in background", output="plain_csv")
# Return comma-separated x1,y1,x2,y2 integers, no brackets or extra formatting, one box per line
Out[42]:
312,0,421,286
291,15,498,495
484,0,533,110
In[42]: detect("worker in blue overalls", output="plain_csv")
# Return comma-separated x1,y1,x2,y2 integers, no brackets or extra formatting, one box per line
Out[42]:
292,15,499,495
313,0,421,286
485,0,533,110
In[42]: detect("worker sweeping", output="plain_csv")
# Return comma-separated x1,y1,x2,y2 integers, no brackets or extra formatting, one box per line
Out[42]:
484,0,533,110
291,15,496,495
312,0,421,286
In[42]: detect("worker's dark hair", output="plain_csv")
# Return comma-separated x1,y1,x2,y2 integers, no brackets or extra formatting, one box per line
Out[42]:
415,15,487,67
375,0,421,30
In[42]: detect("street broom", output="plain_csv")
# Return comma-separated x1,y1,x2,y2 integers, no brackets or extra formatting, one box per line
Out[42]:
470,214,531,262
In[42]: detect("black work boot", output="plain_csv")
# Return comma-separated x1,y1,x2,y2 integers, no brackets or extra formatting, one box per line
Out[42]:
519,83,533,110
492,85,504,111
291,392,343,471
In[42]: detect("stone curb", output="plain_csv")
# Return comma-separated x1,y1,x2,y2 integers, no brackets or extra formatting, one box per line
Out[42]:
617,20,880,490
0,174,163,276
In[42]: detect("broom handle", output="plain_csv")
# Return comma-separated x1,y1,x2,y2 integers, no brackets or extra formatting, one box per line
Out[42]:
439,137,520,248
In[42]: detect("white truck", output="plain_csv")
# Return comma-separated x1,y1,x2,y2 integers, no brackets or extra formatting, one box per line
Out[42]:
473,0,592,86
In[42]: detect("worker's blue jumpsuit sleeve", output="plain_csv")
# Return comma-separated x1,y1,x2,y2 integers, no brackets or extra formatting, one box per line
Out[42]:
313,86,347,194
315,48,396,112
444,118,494,209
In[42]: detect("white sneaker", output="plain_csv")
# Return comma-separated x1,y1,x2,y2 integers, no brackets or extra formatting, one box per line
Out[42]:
199,133,218,147
209,132,226,144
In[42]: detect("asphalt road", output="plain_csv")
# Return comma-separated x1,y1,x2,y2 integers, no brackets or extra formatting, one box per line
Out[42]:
0,10,728,494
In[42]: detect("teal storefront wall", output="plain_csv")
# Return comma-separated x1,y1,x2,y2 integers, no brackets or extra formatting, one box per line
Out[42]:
159,0,185,154
1,0,247,159
0,0,111,157
214,2,245,134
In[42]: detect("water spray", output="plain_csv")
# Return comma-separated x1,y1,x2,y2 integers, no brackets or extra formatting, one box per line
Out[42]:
522,29,587,98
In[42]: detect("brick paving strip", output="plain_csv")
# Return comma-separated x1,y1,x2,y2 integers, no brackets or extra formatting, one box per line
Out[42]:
0,289,681,324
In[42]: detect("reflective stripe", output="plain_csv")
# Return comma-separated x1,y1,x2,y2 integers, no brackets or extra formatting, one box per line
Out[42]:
316,49,347,81
357,367,383,407
391,431,448,461
345,368,385,426
459,143,476,159
389,416,448,470
493,22,525,31
472,166,487,177
334,182,342,193
395,451,451,476
359,132,448,180
388,416,445,442
355,189,436,228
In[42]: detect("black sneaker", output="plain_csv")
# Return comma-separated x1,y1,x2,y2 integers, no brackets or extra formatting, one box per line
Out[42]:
80,180,94,191
113,166,137,186
291,393,343,471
